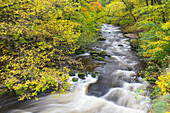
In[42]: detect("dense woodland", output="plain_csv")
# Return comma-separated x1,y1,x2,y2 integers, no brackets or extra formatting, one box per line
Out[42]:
0,0,169,112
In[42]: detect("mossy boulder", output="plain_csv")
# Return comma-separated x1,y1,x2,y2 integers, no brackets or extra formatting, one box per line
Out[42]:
78,73,86,79
92,54,98,57
90,51,100,56
98,37,106,41
91,71,99,78
72,78,78,82
93,56,104,61
130,39,139,50
91,73,96,78
99,51,107,56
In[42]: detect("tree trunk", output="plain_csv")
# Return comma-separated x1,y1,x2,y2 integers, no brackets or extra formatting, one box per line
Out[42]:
146,0,149,6
121,0,137,22
151,0,154,5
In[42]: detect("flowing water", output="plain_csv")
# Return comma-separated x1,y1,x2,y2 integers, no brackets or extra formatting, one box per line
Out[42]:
0,24,151,113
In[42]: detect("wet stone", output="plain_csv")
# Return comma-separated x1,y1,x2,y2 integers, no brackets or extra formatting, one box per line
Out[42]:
78,73,86,79
72,78,78,82
90,51,100,55
118,44,123,46
99,51,107,56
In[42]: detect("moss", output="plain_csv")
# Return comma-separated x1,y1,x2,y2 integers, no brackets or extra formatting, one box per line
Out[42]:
72,78,78,82
91,71,99,78
91,73,96,78
90,51,100,55
97,33,103,36
93,56,104,61
78,73,86,79
99,50,107,56
98,37,106,41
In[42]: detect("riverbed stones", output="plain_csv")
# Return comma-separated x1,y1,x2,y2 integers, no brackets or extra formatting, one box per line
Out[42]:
98,37,106,41
90,50,111,61
93,56,104,61
72,78,78,82
78,73,86,79
99,50,107,56
90,51,100,56
91,71,100,78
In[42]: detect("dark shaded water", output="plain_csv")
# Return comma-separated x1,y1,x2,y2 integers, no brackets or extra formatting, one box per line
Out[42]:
0,24,151,113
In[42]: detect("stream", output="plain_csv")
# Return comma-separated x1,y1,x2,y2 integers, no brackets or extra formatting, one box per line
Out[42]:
0,24,151,113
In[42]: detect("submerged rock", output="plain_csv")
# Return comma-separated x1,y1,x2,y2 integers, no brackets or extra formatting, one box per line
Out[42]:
118,44,123,46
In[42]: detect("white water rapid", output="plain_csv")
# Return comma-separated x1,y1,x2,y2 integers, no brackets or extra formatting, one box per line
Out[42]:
0,24,151,113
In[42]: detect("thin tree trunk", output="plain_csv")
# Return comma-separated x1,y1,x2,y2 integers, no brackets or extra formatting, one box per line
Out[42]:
121,0,137,22
146,0,149,6
151,0,154,5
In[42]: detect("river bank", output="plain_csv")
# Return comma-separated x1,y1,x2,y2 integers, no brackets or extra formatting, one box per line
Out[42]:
0,24,151,113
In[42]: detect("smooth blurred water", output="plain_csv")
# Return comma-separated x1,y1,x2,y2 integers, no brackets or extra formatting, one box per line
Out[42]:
0,24,151,113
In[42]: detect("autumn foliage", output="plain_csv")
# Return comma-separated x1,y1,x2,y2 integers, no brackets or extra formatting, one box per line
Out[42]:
0,0,102,100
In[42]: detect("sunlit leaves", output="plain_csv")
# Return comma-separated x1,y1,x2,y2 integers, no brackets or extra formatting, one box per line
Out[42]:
0,0,99,100
156,72,170,95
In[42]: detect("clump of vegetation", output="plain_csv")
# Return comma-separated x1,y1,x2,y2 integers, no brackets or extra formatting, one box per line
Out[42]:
0,0,103,100
151,94,170,113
